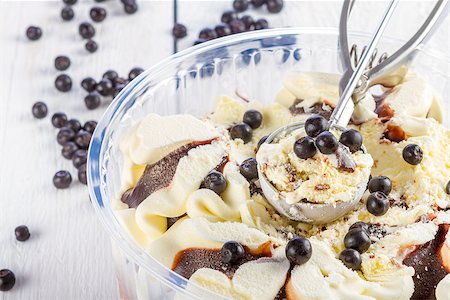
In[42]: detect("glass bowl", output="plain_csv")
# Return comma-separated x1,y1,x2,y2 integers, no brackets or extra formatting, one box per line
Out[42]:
87,28,450,300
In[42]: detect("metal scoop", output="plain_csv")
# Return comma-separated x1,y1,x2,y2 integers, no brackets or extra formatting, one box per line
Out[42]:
257,0,448,224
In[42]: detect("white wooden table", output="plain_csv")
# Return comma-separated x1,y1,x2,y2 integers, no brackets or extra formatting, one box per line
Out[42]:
0,1,448,299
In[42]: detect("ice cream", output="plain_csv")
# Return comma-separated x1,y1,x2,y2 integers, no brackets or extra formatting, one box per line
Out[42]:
114,71,450,300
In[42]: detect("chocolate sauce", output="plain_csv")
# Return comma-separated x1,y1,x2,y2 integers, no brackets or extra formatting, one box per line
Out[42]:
403,224,449,300
383,123,407,143
121,140,214,208
167,214,186,229
289,99,333,120
172,242,272,279
335,144,356,172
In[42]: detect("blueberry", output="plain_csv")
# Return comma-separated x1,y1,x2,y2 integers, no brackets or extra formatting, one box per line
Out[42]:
172,23,187,39
256,135,268,151
221,241,245,264
348,221,369,234
285,237,312,265
90,6,107,22
72,149,87,168
315,131,338,154
251,0,266,8
81,77,97,92
96,78,114,96
85,39,98,53
74,130,92,149
233,0,249,12
61,6,74,21
243,110,263,129
128,67,144,81
229,19,246,34
305,115,328,137
446,181,450,195
366,191,390,216
66,119,82,132
240,158,258,180
344,228,371,253
230,123,253,143
83,121,97,133
294,136,317,159
79,22,95,39
240,15,255,30
203,171,227,195
54,55,71,71
199,28,217,40
84,92,101,110
53,170,72,189
78,164,87,185
339,129,363,153
368,176,392,195
339,248,362,270
57,127,76,145
266,0,284,13
61,141,79,159
51,112,68,128
221,10,238,24
124,2,138,14
103,70,118,82
402,144,423,165
32,102,48,119
0,269,16,291
214,23,231,37
55,74,72,92
26,26,42,41
15,225,30,242
63,0,77,5
254,18,269,30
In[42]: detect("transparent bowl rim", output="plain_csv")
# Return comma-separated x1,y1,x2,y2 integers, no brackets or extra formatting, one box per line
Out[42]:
87,27,449,299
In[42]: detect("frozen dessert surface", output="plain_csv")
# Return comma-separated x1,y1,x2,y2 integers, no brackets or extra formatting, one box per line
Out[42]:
115,71,450,300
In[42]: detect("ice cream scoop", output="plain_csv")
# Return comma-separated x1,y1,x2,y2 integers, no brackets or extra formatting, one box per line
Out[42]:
257,0,448,223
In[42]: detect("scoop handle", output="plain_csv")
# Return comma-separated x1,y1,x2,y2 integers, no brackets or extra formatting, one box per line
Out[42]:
331,0,399,128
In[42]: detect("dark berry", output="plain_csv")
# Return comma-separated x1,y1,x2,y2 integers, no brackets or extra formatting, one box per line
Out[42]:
61,141,79,159
83,121,97,133
78,22,95,39
66,119,82,132
193,39,207,45
53,170,72,189
55,74,72,92
339,129,363,153
81,77,97,92
240,158,258,180
366,191,390,216
128,67,144,81
72,149,87,168
0,269,16,292
254,18,269,30
240,15,255,30
285,237,312,265
15,225,30,242
85,39,98,53
233,0,249,12
446,181,450,195
402,144,423,165
315,131,338,154
348,221,369,234
294,136,317,159
32,101,48,119
113,84,125,97
84,92,101,110
368,176,392,195
78,164,87,185
172,23,187,39
96,78,114,96
344,228,371,253
230,123,253,143
257,135,268,151
51,112,67,128
26,26,42,41
203,171,227,195
102,70,118,83
251,0,266,7
266,0,283,13
63,0,77,5
61,6,74,21
229,19,246,34
90,6,107,22
54,55,70,71
339,248,362,270
74,130,92,149
221,10,238,24
243,110,263,129
305,115,328,137
214,23,231,37
124,3,138,14
57,127,75,145
221,241,245,264
199,28,217,40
